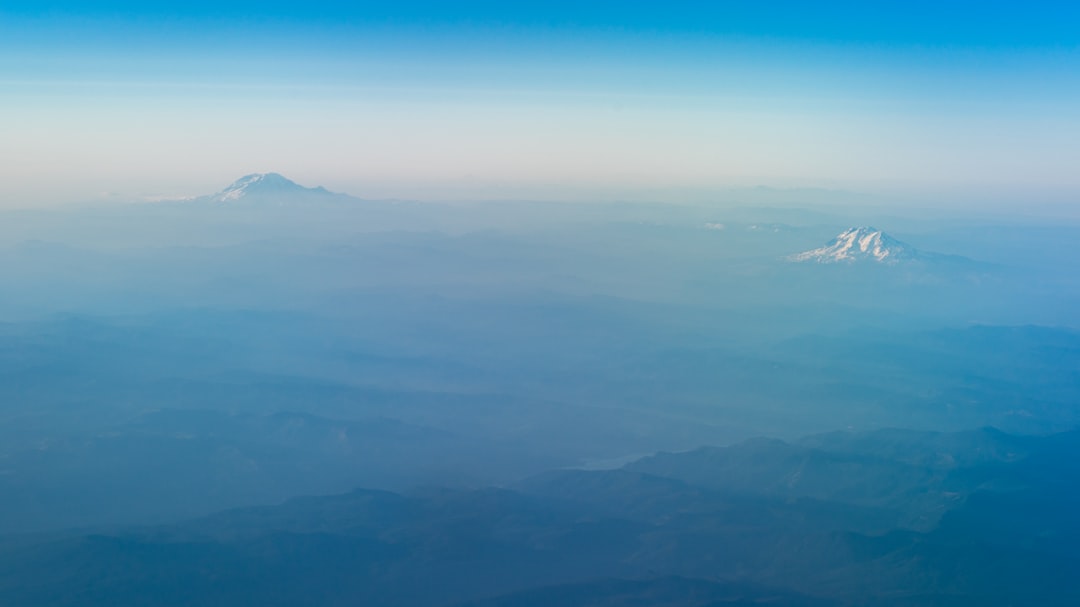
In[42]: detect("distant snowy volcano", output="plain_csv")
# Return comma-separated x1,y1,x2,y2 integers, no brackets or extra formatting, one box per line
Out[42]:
789,227,919,264
201,173,343,203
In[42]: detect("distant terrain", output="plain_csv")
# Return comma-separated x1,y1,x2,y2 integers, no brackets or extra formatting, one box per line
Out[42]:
1,176,1079,606
2,426,1077,606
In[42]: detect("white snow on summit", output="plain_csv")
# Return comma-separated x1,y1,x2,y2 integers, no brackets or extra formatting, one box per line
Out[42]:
216,174,270,201
789,227,918,264
208,173,332,203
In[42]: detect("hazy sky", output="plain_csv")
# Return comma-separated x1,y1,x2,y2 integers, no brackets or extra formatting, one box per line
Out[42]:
2,1,1080,206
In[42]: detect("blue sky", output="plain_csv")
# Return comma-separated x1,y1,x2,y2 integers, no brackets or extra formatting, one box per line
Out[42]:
6,1,1080,46
2,1,1079,205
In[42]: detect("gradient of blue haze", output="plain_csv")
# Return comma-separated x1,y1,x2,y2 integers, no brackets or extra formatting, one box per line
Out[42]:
2,1,1080,205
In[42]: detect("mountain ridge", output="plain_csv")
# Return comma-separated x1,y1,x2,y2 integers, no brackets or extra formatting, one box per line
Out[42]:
197,172,348,204
788,227,918,264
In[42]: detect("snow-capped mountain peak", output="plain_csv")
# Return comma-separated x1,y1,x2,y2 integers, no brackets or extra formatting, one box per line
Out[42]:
209,173,333,203
789,227,918,264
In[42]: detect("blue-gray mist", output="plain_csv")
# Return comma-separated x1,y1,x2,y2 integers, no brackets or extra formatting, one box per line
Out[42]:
0,173,1078,606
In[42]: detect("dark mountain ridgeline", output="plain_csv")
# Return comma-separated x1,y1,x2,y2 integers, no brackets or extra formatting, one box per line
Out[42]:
2,427,1078,607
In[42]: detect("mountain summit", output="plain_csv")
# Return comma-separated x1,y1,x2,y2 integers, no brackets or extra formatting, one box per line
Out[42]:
789,227,918,264
205,173,341,203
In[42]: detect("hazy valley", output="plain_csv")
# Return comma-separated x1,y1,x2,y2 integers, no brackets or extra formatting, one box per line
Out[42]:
1,175,1078,605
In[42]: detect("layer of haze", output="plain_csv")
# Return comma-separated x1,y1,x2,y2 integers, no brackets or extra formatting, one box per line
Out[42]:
3,6,1080,605
3,1,1080,206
